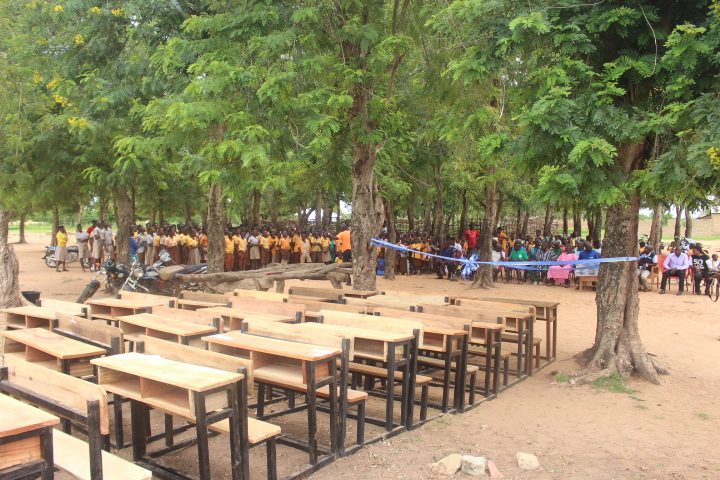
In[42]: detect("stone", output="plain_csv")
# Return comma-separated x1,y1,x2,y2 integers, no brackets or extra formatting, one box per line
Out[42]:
431,454,463,476
516,452,540,471
461,455,487,476
487,460,504,479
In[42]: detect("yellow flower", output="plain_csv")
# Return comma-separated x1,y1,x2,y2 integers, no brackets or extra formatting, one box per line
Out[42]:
74,34,85,45
46,76,61,90
68,117,89,129
110,7,123,16
53,94,69,107
53,4,63,12
68,116,78,127
89,6,101,14
33,72,43,84
708,147,720,169
36,38,48,46
99,97,109,103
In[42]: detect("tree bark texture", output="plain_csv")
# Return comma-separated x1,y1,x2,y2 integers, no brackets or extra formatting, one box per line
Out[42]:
684,207,692,238
562,207,569,235
573,204,582,237
114,187,134,266
0,209,23,312
206,183,225,273
648,204,663,251
673,205,683,238
472,181,497,288
17,213,27,244
50,206,59,247
542,204,553,237
432,164,444,242
586,142,667,383
407,198,415,231
520,211,530,238
458,190,468,235
383,198,397,280
251,188,261,227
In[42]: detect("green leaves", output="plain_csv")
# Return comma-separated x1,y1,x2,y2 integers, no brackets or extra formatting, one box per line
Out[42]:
568,138,617,168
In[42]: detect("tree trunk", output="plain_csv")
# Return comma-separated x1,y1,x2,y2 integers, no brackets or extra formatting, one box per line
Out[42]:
114,187,134,266
76,205,84,227
99,197,108,223
130,187,136,224
185,201,193,224
50,207,60,247
542,204,553,237
520,211,530,238
251,189,261,227
562,207,568,235
0,208,23,311
407,197,415,231
595,206,603,243
458,190,468,235
323,205,333,228
383,198,397,280
432,164,444,242
684,208,692,238
648,204,663,251
422,195,431,233
673,205,683,238
472,181,497,288
585,142,667,383
513,206,522,238
206,183,225,273
315,190,323,227
17,213,27,244
573,204,582,237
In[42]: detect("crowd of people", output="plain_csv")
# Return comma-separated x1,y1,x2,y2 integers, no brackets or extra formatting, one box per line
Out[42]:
56,219,718,296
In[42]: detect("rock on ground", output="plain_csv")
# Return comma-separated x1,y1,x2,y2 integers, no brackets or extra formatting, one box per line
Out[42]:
461,455,487,476
431,454,463,476
487,460,504,479
516,452,540,470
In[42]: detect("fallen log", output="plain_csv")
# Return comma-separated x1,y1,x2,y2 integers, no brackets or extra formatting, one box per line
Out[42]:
175,262,353,293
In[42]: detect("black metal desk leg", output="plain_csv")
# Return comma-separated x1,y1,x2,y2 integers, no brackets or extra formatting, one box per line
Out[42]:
39,426,54,480
228,379,249,480
130,400,148,461
305,362,318,464
442,336,452,413
193,392,212,480
327,360,338,455
385,344,396,431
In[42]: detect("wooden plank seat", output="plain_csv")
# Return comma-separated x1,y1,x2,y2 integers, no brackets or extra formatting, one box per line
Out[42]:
501,333,542,369
233,290,288,302
415,356,479,405
208,417,281,444
230,297,306,322
467,346,511,390
174,290,231,310
287,286,345,303
241,320,367,454
117,291,173,307
577,275,599,291
0,358,151,480
38,297,90,317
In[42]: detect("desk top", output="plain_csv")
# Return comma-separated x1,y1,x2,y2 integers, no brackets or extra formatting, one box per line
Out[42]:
92,352,242,392
0,395,60,438
117,313,217,336
2,328,107,359
477,297,559,308
200,306,295,323
343,289,379,298
176,299,226,307
202,331,340,361
295,322,414,343
87,298,153,309
0,305,58,319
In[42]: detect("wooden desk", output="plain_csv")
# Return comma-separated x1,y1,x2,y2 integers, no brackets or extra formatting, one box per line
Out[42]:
2,306,61,330
116,313,217,346
202,332,340,464
91,353,247,480
2,328,106,377
174,298,228,311
0,395,59,480
199,306,296,332
342,289,379,299
86,299,152,324
294,322,415,431
478,297,558,361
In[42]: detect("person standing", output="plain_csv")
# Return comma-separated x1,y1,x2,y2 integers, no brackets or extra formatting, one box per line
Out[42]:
279,232,292,265
75,224,90,272
129,227,139,264
300,234,312,263
336,225,352,262
91,225,102,270
101,221,114,262
660,246,691,295
55,225,69,272
247,230,261,270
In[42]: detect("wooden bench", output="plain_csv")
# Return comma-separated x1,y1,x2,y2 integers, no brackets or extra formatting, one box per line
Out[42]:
150,305,221,327
230,297,306,322
38,298,89,317
233,290,288,302
1,358,151,480
284,298,370,321
287,286,345,303
117,291,173,307
578,275,599,291
134,336,280,479
2,306,70,330
241,321,367,455
173,291,230,310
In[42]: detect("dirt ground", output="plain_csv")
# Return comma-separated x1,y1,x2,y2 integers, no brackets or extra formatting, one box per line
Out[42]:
8,233,720,479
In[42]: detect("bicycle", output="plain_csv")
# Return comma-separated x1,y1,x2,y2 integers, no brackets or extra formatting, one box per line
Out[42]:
708,272,720,302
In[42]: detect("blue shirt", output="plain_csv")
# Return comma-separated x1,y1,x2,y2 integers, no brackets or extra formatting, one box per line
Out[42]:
129,237,138,255
578,249,600,261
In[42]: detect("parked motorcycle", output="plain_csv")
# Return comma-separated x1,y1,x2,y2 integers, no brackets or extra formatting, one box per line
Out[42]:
43,245,90,269
75,259,131,303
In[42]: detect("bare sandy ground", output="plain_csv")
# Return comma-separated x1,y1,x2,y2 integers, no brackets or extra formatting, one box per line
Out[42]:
10,233,720,479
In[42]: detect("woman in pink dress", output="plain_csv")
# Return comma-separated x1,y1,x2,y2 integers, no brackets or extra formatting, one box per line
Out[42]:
547,245,577,287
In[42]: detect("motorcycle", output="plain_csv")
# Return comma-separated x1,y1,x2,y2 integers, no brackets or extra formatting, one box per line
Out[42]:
76,259,131,303
43,245,90,269
121,251,207,295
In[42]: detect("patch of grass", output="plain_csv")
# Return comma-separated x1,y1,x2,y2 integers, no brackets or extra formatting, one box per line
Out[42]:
554,373,571,383
634,404,648,410
629,395,645,402
696,411,711,420
592,373,637,394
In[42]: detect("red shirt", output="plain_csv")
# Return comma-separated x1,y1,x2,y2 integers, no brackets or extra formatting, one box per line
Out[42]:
465,229,479,248
87,226,96,235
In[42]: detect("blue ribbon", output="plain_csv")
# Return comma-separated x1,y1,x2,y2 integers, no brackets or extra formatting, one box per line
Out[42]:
372,238,637,279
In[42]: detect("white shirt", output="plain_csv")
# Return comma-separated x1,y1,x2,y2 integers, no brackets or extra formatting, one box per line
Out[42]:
76,232,89,243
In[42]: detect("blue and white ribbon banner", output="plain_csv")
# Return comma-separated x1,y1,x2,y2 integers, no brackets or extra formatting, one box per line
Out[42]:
370,238,638,279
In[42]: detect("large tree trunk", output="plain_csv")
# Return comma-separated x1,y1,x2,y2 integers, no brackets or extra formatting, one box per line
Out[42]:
520,211,530,238
432,164,444,242
206,183,225,273
407,196,415,232
114,187,134,265
383,198,397,280
315,190,324,227
422,195,432,233
458,190,468,235
542,204,553,237
584,142,667,383
684,207,692,238
562,207,569,235
50,206,60,247
17,213,27,244
472,181,497,288
673,205,683,238
648,204,663,251
0,209,23,311
99,196,108,223
573,204,582,237
76,205,84,227
251,189,261,227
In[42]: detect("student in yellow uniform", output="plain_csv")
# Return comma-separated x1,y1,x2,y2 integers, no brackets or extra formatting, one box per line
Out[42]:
321,234,331,264
279,233,291,264
186,231,200,265
310,234,322,263
260,231,271,267
224,231,235,272
292,230,303,264
55,225,69,272
234,228,247,271
270,233,279,263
